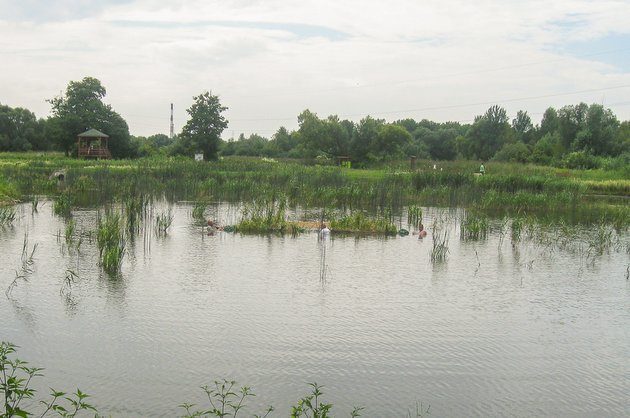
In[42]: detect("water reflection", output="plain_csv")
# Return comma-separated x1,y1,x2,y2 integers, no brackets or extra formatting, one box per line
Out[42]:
0,201,628,417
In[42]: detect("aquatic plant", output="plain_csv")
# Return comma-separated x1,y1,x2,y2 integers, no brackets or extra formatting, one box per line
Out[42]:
460,212,489,241
0,206,16,226
511,218,523,243
234,196,304,234
407,205,422,229
124,194,149,234
97,212,125,275
155,209,174,236
329,211,397,235
53,192,73,217
192,200,208,223
64,219,76,244
30,196,40,214
430,215,449,263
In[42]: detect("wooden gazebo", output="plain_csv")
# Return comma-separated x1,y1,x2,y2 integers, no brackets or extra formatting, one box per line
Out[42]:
77,128,111,159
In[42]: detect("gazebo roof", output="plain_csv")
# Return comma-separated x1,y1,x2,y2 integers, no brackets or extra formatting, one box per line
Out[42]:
78,128,109,138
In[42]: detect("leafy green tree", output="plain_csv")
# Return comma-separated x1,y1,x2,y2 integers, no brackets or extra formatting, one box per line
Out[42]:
295,110,352,158
616,121,630,154
466,105,512,160
531,132,563,165
48,77,133,157
573,104,619,156
0,104,47,151
557,103,588,150
423,129,458,160
350,116,383,162
270,126,297,155
178,91,228,161
372,124,412,160
512,110,534,143
538,107,559,139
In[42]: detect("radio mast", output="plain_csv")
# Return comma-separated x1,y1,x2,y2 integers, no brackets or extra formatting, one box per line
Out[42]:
169,103,174,139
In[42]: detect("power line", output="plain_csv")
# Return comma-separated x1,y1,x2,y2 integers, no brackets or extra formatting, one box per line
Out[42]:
228,84,630,121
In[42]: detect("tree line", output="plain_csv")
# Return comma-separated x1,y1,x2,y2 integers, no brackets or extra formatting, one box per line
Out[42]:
1,77,628,168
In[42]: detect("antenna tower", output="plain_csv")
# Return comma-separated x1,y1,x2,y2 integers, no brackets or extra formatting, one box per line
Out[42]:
169,103,174,139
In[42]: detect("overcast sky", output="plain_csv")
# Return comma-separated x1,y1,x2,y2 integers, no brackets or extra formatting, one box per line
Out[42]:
1,0,629,138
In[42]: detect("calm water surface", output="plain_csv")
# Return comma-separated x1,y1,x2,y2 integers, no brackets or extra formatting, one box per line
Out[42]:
1,202,629,417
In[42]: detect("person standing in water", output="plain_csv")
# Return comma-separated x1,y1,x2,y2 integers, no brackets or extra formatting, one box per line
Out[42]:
320,222,330,236
418,223,427,238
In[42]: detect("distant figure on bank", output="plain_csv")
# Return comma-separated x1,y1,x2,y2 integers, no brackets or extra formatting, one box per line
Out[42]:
418,223,427,239
320,222,330,237
479,162,486,175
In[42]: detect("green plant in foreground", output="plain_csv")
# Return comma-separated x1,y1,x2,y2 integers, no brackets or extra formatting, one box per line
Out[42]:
1,342,96,418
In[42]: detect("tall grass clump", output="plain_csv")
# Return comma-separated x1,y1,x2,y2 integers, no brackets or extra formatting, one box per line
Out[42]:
192,200,208,224
235,196,303,234
53,192,73,217
124,194,149,234
155,209,174,236
460,212,489,241
407,205,422,228
330,211,397,235
97,212,125,276
430,216,449,263
0,206,16,226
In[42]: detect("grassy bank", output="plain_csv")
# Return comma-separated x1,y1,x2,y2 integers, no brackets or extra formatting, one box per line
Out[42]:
0,153,627,226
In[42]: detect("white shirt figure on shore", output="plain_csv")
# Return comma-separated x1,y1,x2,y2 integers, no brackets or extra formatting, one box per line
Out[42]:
320,223,330,237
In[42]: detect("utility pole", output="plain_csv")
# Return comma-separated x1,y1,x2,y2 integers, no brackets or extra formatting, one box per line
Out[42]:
169,103,174,139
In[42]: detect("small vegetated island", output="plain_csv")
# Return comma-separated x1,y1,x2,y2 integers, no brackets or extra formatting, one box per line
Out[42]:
1,77,629,416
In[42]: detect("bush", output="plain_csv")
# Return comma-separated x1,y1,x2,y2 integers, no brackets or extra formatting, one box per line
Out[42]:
561,151,600,170
493,142,531,163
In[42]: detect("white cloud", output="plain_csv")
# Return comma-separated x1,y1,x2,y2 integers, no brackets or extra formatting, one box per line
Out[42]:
1,0,629,137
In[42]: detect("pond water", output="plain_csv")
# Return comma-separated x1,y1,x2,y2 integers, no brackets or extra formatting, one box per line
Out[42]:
1,202,629,417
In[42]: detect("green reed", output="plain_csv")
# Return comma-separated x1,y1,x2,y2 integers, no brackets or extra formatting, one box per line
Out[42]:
155,209,174,236
0,206,16,226
64,219,76,243
235,196,303,234
460,212,489,241
329,211,398,235
430,215,449,263
53,192,73,217
97,212,125,276
124,194,150,234
192,200,207,223
407,205,422,229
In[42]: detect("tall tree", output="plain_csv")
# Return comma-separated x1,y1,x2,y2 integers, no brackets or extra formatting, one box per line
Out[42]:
48,77,133,157
539,107,559,139
350,116,382,162
573,104,619,155
179,91,228,161
0,104,46,151
512,110,534,143
466,105,512,160
557,103,588,150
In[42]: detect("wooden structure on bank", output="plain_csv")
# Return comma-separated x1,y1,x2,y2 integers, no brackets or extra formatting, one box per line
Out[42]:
336,156,351,168
77,129,111,159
